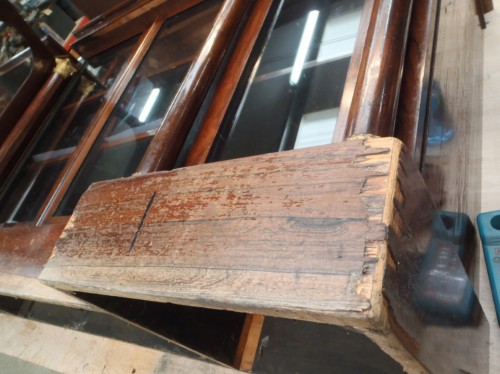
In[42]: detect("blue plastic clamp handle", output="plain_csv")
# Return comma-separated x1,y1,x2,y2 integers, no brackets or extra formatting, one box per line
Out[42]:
477,210,500,325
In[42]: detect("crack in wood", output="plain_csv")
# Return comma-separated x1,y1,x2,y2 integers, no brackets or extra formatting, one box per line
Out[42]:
129,191,157,253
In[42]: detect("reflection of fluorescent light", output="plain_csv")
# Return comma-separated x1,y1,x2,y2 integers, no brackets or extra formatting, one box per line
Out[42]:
139,88,160,123
290,10,320,86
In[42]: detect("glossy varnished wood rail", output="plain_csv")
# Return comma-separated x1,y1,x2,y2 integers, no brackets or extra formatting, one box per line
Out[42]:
0,0,54,144
334,0,376,143
0,72,67,181
136,0,252,173
185,0,276,167
35,20,163,225
334,0,414,141
41,137,434,372
395,0,439,164
74,0,204,58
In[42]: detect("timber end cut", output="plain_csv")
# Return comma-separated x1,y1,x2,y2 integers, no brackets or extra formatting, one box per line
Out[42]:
40,137,434,371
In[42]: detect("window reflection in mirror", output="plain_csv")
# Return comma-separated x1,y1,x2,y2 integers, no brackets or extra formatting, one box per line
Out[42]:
209,0,365,161
0,21,32,116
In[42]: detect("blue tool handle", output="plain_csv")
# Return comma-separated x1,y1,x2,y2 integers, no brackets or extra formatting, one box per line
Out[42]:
477,211,500,324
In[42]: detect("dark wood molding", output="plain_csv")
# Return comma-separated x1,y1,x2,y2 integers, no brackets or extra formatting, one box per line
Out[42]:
334,0,377,143
395,0,439,164
35,20,163,225
71,0,134,21
184,0,275,167
0,0,55,144
334,0,414,140
136,0,253,173
0,71,68,181
73,0,204,58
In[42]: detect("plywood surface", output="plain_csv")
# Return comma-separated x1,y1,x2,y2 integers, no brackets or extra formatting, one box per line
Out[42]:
40,138,402,325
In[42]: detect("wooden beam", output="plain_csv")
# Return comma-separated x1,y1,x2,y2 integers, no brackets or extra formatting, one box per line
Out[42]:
41,138,396,321
0,312,238,374
233,314,265,371
40,137,438,372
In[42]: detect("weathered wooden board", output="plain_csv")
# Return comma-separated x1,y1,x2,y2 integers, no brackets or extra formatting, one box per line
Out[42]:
0,272,98,311
0,223,64,278
41,137,400,325
0,222,98,311
0,312,238,374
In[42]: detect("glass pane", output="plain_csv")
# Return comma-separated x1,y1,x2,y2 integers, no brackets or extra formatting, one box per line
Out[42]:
0,37,138,224
0,22,32,115
209,0,365,162
56,1,223,216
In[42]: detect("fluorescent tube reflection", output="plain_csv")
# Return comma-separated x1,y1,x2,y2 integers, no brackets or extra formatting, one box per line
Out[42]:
138,88,160,123
290,10,320,86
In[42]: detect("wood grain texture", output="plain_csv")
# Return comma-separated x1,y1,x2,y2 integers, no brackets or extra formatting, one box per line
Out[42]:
395,0,439,164
42,137,396,324
137,0,251,173
233,314,264,371
73,0,203,58
0,312,238,374
0,224,65,278
184,0,275,167
0,272,98,311
334,0,414,140
0,222,97,311
41,136,435,371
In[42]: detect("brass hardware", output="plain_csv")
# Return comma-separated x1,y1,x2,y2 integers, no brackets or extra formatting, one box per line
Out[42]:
53,57,77,79
78,76,96,96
